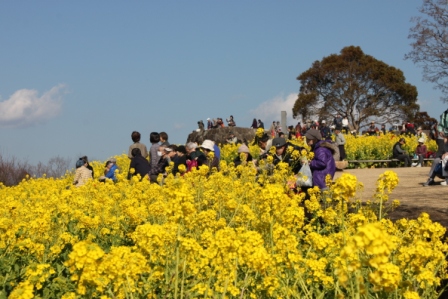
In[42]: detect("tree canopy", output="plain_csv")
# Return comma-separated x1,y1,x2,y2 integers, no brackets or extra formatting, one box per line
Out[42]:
293,46,420,131
406,0,448,102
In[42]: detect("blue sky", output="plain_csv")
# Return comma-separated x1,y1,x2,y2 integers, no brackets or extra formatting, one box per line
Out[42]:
0,1,446,165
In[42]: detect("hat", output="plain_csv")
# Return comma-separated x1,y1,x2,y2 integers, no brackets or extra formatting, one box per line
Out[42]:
418,137,425,143
177,145,187,154
417,126,422,130
109,158,116,163
76,159,84,168
164,147,173,152
200,140,215,151
305,129,322,141
371,121,375,124
207,118,210,121
321,120,326,124
272,137,287,148
237,144,250,153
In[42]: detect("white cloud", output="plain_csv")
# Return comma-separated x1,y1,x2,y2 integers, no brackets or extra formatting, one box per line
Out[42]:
250,93,299,125
0,84,65,128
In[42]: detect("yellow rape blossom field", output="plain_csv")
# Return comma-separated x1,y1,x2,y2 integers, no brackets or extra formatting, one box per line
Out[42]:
1,136,447,298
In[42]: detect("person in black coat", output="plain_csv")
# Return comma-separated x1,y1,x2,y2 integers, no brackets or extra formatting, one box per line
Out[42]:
127,148,151,180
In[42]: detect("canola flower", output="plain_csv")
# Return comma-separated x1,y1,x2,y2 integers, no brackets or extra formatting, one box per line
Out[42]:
0,148,447,298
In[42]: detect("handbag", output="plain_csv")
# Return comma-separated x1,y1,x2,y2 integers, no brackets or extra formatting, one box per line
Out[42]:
296,163,313,187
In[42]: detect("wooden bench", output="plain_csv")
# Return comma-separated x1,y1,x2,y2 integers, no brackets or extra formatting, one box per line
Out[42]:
348,158,434,168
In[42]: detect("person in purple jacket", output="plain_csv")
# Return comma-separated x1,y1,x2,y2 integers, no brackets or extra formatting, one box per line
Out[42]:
304,129,336,190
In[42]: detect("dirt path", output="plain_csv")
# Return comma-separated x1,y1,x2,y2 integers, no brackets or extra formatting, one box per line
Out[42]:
334,167,448,235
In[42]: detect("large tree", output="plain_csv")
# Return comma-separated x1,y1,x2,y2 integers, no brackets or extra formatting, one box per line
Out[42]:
293,46,419,131
406,0,448,102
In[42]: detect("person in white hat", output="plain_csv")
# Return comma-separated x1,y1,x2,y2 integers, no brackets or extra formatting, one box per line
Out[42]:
207,118,212,130
412,137,427,167
416,126,427,143
200,140,220,170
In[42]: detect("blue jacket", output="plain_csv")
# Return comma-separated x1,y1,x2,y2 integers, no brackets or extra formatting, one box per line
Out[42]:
309,141,336,189
105,164,118,180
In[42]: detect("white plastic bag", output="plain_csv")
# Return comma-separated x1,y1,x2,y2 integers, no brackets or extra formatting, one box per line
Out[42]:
296,163,313,187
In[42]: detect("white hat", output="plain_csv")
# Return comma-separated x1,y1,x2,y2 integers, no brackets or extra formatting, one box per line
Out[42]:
418,137,425,143
200,140,215,151
207,118,210,120
322,120,326,124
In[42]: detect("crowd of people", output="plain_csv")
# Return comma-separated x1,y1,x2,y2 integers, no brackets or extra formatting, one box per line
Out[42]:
72,112,448,189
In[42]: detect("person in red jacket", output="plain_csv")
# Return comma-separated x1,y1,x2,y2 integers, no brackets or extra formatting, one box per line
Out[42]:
412,138,427,167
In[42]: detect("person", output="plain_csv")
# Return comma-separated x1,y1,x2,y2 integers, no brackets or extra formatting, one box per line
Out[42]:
269,137,303,173
217,118,225,128
423,137,448,186
149,132,161,169
226,132,238,144
127,148,150,180
258,119,264,129
199,140,220,170
304,129,336,190
186,142,206,171
287,125,296,140
276,121,282,135
392,138,412,167
197,120,205,131
105,158,119,180
416,127,427,143
73,159,92,187
342,116,349,133
333,114,343,129
255,133,273,159
148,145,170,183
128,131,148,159
159,132,170,146
270,121,276,138
367,121,378,136
227,115,236,127
334,128,346,161
250,118,258,129
207,118,213,130
80,156,94,178
320,120,331,140
405,121,416,136
234,144,253,167
295,122,302,137
173,145,187,175
412,138,427,167
380,124,386,135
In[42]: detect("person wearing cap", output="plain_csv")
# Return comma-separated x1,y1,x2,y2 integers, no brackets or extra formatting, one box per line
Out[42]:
200,139,220,170
127,148,150,180
392,138,412,167
416,126,427,143
269,137,303,173
304,129,336,190
73,158,92,187
412,138,427,167
128,131,148,159
234,143,254,167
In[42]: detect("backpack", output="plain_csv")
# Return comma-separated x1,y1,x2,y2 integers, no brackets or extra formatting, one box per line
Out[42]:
437,109,448,135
